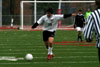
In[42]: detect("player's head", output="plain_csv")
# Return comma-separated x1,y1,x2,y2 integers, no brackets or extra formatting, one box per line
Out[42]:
88,8,91,12
46,8,53,14
78,10,82,14
46,8,53,18
95,0,100,7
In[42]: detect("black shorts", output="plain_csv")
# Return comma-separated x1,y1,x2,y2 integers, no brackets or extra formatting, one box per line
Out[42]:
43,31,56,41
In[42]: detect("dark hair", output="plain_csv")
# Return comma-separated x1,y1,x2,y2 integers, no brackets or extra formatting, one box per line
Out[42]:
78,10,82,12
46,8,53,14
95,0,100,7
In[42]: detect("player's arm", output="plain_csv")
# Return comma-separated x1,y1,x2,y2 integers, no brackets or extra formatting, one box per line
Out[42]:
73,15,77,28
63,13,75,18
32,22,39,29
31,16,44,29
56,13,76,21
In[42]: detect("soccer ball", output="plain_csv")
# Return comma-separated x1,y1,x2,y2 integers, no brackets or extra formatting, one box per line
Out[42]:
25,53,33,61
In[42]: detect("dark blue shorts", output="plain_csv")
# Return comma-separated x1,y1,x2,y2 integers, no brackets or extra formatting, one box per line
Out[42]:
43,31,55,41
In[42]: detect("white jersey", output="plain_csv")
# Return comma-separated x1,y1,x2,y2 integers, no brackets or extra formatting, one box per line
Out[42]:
37,14,64,32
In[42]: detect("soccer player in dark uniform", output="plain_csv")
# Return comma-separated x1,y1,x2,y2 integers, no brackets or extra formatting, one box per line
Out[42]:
83,0,100,63
74,10,85,42
32,8,75,60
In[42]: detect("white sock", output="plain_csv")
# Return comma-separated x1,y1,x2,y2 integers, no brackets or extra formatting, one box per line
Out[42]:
48,47,51,55
50,47,53,55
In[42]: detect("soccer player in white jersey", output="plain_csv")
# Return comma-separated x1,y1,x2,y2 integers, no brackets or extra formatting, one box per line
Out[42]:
32,8,75,60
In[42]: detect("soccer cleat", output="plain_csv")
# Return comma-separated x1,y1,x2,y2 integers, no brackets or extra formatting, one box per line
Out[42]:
77,38,83,42
79,38,83,42
47,54,53,60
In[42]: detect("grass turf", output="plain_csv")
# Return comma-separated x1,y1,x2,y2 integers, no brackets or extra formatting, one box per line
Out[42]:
0,30,99,67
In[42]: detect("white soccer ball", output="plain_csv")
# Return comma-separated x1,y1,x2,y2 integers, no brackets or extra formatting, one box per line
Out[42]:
25,54,33,61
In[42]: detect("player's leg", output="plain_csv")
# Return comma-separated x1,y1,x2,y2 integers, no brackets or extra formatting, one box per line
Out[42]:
76,27,82,42
46,37,54,60
78,31,82,41
43,31,55,60
48,37,54,55
44,40,54,55
44,41,52,55
44,41,51,55
44,41,52,60
44,41,49,49
43,31,49,49
43,36,52,60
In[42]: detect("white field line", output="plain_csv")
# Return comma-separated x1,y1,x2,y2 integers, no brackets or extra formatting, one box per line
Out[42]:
0,48,97,52
0,56,98,64
0,48,96,50
34,56,97,59
0,44,95,46
0,49,97,51
0,56,24,61
0,52,97,55
0,56,97,62
0,46,96,49
0,47,96,49
33,61,98,64
0,63,31,64
0,61,98,64
0,45,96,47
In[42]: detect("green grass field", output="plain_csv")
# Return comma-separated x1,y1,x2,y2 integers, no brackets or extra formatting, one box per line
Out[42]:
0,30,100,67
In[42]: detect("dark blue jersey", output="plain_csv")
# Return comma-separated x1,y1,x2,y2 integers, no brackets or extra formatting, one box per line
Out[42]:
74,14,85,28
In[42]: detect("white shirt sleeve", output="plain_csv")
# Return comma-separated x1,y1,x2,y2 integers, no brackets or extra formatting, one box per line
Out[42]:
55,14,64,20
37,16,44,24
